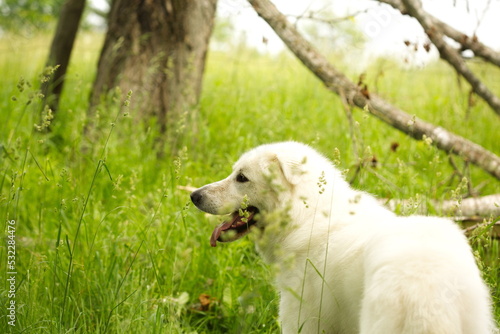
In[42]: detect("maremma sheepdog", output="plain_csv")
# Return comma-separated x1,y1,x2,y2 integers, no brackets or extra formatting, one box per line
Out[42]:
191,141,497,334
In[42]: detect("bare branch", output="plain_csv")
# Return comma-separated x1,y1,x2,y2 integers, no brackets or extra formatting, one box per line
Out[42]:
288,9,370,26
399,0,500,116
378,0,500,67
383,194,500,218
384,193,500,237
247,0,500,180
464,220,499,237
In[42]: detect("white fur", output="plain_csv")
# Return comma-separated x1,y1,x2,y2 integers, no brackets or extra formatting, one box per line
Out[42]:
191,141,497,334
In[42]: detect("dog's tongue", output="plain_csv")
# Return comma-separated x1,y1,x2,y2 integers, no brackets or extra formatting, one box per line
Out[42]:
210,212,242,247
210,221,234,247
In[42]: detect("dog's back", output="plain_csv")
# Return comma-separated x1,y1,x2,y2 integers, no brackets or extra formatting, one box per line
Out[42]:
359,216,496,334
256,143,497,333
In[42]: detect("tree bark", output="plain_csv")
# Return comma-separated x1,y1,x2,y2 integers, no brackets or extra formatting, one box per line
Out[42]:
247,0,500,181
89,0,217,134
41,0,86,113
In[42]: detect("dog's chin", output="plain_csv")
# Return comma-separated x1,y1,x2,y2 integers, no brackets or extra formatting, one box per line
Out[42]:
210,206,260,247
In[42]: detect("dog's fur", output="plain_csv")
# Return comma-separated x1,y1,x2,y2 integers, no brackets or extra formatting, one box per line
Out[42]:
191,142,497,334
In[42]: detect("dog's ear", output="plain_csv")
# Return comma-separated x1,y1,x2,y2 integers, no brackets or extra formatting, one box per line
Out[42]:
273,153,306,186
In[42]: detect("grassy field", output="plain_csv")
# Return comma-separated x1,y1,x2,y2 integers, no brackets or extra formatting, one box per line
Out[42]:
0,32,499,333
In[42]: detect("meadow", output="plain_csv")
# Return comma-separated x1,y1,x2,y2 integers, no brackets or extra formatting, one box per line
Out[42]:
0,32,499,333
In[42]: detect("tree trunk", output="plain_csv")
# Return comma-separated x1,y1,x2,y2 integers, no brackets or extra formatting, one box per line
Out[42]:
89,0,217,135
41,0,86,113
247,0,500,181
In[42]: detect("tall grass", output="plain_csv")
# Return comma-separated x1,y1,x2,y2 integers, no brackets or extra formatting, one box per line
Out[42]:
0,32,498,333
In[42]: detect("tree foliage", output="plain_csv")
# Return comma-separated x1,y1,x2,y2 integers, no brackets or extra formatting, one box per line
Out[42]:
0,0,65,32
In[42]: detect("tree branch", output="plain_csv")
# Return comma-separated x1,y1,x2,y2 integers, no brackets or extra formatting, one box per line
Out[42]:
384,194,500,237
378,0,500,67
383,194,500,218
247,0,500,180
288,9,370,27
398,0,500,116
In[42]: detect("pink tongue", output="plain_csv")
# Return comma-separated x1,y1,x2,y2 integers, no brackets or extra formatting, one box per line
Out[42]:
209,210,257,247
210,220,235,247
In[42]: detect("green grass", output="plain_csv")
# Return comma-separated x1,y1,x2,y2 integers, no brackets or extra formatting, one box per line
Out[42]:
0,32,499,333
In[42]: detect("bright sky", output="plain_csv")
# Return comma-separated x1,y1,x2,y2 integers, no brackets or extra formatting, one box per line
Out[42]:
217,0,500,65
89,0,500,66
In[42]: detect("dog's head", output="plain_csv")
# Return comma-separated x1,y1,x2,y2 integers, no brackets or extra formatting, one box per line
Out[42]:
191,142,311,247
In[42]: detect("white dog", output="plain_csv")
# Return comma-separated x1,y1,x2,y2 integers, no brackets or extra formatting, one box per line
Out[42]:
191,142,497,334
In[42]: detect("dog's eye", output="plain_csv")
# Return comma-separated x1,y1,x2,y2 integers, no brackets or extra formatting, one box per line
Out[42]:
236,173,249,183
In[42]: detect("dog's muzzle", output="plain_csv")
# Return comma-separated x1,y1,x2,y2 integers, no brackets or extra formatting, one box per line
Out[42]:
190,189,260,247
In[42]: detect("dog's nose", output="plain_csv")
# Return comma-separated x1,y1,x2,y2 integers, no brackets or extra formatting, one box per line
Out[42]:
190,190,203,206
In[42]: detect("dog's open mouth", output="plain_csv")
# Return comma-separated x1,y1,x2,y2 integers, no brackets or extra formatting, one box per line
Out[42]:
210,206,259,247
